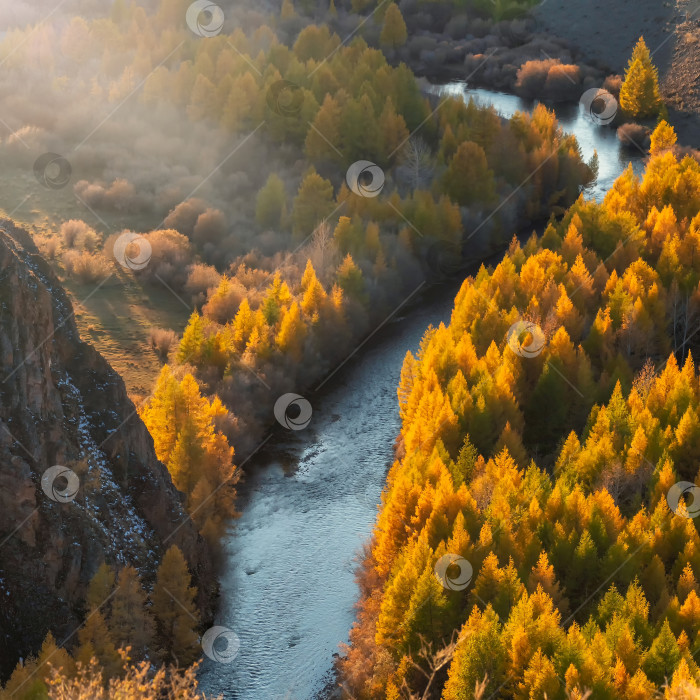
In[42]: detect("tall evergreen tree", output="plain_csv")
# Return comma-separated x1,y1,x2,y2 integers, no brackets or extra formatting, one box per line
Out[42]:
291,170,335,239
255,173,287,230
109,566,155,661
151,546,200,666
380,4,407,49
619,37,663,118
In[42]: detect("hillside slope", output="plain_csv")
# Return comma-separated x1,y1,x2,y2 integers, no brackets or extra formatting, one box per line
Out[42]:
0,221,213,676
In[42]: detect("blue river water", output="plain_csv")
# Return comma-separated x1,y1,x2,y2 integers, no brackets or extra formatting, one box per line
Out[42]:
198,84,645,700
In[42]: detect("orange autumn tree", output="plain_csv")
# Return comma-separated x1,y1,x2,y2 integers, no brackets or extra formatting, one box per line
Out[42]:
140,365,236,544
619,37,664,118
0,547,204,698
341,122,700,698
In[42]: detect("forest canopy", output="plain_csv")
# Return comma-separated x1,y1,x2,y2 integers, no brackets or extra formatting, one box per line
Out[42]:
341,123,700,699
1,0,690,697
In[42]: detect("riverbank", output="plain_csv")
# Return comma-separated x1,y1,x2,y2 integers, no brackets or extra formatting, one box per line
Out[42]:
198,6,692,699
387,2,610,100
339,137,700,698
199,83,647,698
534,0,700,146
380,0,699,147
199,222,539,700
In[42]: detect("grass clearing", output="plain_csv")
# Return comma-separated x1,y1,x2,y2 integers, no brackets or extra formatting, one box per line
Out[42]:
64,276,191,400
0,173,190,400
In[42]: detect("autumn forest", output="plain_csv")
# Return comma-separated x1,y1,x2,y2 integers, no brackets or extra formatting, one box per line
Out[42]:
0,0,698,698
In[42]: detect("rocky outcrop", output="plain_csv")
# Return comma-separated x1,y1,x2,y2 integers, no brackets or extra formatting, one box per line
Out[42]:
0,221,213,676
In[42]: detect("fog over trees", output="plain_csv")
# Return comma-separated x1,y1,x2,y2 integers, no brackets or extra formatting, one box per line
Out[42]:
2,0,697,697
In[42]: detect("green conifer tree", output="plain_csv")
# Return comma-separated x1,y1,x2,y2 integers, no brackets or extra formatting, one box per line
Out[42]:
619,37,663,118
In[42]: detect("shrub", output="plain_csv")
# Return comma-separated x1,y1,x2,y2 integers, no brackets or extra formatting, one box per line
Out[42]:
63,250,112,284
406,35,438,58
617,123,651,151
48,656,220,700
162,198,209,238
202,278,247,323
543,64,581,101
193,208,227,247
185,263,221,306
74,178,146,213
147,229,192,264
516,59,581,100
103,228,193,289
515,59,558,98
60,219,99,250
148,328,179,361
141,229,193,288
603,74,622,98
37,235,60,260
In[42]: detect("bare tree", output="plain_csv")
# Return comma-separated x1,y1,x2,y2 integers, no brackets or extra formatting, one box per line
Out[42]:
632,359,656,401
670,280,700,362
304,220,337,283
397,634,461,700
401,137,433,190
473,677,489,700
663,678,700,699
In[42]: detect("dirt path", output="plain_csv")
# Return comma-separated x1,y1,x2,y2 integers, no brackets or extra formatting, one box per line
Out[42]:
664,4,700,112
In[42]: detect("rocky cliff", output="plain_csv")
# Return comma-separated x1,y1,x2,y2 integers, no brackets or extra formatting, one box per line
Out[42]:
0,221,213,676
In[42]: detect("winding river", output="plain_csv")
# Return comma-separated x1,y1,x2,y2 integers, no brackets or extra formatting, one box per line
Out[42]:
198,85,645,700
